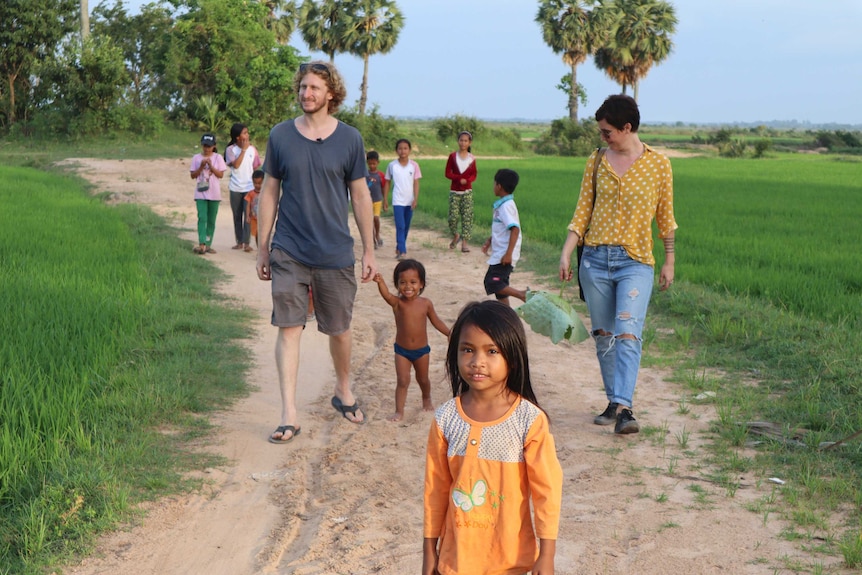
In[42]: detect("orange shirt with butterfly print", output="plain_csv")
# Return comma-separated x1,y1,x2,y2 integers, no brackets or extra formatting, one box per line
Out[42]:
424,396,563,575
567,144,676,266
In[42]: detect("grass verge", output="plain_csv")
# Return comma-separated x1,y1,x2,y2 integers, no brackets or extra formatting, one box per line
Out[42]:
0,166,253,574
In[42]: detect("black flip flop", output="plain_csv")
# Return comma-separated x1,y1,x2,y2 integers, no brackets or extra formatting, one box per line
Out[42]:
268,425,301,444
331,396,367,425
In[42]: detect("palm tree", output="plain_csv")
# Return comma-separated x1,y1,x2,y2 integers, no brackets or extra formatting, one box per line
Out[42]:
593,46,640,94
298,0,353,62
594,0,677,101
345,0,403,115
263,0,298,45
535,0,617,121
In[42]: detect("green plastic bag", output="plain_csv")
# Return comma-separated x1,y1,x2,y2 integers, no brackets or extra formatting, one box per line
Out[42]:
516,289,590,345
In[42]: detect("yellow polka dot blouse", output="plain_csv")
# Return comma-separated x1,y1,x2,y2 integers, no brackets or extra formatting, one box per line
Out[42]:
567,145,677,266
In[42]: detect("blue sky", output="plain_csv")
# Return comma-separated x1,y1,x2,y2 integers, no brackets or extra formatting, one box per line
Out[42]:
119,0,862,125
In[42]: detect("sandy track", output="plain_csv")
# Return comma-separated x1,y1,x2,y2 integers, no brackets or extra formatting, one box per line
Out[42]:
59,158,849,574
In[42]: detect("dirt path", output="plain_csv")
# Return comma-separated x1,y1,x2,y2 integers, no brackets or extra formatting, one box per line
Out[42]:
59,158,846,574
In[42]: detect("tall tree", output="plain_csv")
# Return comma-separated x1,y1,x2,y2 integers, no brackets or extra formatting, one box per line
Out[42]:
0,0,78,125
163,0,302,131
345,0,403,115
536,0,617,121
33,35,129,126
298,0,353,62
263,0,298,45
91,1,174,106
593,0,677,101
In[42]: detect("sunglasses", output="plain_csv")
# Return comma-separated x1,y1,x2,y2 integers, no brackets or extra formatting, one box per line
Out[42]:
299,62,330,75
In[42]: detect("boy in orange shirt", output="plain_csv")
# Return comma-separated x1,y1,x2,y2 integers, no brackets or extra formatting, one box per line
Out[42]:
244,170,264,250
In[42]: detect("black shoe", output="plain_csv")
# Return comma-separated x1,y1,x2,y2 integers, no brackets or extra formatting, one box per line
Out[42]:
594,402,619,425
614,409,639,434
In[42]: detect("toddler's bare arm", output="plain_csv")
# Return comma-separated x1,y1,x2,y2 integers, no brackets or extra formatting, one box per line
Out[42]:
426,300,450,337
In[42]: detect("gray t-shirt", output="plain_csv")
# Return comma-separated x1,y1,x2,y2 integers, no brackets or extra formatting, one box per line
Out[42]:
264,119,368,269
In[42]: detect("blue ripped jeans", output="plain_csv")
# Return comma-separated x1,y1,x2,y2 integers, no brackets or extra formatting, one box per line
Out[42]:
579,245,654,409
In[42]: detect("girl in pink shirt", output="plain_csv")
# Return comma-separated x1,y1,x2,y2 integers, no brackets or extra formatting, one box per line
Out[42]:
189,133,226,254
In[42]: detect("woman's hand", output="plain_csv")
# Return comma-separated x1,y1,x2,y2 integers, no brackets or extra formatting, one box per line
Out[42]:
658,261,674,290
559,230,580,281
559,254,573,282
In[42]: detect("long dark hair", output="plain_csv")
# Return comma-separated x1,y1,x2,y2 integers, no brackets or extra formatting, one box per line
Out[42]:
445,301,540,407
225,122,246,161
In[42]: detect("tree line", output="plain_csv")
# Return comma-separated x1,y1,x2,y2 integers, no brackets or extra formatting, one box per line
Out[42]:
536,0,677,121
0,0,674,139
0,0,403,138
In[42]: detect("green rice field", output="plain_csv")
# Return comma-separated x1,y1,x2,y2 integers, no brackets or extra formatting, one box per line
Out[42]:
416,153,862,327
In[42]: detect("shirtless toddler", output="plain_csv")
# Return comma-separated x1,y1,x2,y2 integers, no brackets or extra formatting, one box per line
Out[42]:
373,259,450,421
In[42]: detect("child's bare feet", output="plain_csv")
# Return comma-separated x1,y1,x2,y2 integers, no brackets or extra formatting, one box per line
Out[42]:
422,397,435,412
389,412,404,422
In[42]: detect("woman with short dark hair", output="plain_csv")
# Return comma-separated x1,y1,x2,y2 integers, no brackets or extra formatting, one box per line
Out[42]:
559,94,678,435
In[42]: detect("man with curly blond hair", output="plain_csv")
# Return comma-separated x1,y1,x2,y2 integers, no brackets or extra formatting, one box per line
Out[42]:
257,60,378,442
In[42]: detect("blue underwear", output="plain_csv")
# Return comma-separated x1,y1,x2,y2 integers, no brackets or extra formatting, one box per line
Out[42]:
394,343,431,362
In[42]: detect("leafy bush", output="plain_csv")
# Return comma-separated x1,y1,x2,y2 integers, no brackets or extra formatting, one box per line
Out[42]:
718,138,747,158
752,138,772,158
20,105,165,141
707,128,734,145
30,36,129,137
431,115,487,142
814,131,845,149
194,95,227,133
838,130,862,147
335,105,399,152
534,118,600,156
813,130,862,150
489,127,523,152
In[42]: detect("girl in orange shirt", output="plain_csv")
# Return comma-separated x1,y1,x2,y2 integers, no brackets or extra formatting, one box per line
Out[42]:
423,301,563,575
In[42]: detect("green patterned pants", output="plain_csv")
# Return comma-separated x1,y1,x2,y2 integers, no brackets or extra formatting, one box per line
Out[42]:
448,191,474,241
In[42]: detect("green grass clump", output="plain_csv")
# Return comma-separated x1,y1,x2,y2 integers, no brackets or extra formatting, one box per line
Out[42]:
0,167,253,573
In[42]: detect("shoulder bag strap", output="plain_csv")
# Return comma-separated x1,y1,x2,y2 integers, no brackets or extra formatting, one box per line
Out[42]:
577,147,605,302
591,147,606,212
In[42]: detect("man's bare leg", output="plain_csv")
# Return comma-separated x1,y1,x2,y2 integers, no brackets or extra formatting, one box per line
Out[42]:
330,329,364,423
273,325,303,441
